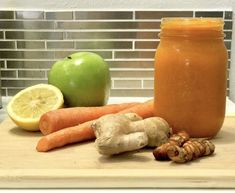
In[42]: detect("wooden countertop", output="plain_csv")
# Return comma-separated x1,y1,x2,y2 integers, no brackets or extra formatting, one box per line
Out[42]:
0,116,235,188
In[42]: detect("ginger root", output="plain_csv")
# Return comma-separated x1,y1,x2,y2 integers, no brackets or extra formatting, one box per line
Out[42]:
91,113,172,155
153,131,215,163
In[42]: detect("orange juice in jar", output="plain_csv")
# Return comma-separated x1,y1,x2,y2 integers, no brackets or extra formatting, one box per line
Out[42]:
154,18,228,137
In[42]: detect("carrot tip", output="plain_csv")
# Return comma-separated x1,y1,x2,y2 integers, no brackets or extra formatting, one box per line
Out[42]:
36,137,49,152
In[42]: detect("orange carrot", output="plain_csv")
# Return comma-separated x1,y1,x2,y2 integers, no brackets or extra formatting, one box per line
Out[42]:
39,102,138,135
36,99,154,152
37,120,95,152
118,99,154,118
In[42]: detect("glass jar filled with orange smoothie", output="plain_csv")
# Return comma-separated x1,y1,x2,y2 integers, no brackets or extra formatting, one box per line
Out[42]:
154,18,228,137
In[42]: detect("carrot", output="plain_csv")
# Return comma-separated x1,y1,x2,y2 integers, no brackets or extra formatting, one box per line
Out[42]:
36,99,154,152
118,99,154,118
39,102,138,135
36,120,94,152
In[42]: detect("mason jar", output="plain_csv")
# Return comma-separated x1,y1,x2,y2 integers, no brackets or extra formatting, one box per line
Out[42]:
154,18,228,137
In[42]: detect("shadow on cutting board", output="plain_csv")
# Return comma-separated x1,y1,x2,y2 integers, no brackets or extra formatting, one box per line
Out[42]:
9,126,42,137
98,149,153,163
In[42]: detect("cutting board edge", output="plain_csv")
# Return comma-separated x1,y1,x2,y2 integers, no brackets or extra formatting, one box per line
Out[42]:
0,169,235,188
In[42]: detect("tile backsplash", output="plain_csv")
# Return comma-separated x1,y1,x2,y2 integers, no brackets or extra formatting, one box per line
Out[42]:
0,10,233,97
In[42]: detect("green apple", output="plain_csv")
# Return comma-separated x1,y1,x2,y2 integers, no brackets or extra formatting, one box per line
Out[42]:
48,52,111,107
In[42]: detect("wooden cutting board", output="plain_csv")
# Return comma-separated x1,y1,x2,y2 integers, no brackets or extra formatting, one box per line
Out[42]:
0,116,235,188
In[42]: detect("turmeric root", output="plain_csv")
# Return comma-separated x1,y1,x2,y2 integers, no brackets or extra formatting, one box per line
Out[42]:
153,129,215,163
167,139,215,163
153,131,189,160
91,113,172,155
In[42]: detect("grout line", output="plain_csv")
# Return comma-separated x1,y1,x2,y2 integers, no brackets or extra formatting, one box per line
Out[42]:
42,10,45,20
41,39,74,42
0,39,163,42
1,39,49,42
1,77,53,81
1,86,40,89
45,70,48,79
111,68,154,71
111,88,154,91
133,11,135,20
44,40,47,50
14,41,17,50
1,26,231,31
141,79,144,89
0,48,136,52
15,69,18,78
0,18,132,22
63,31,67,39
111,79,115,89
109,58,155,61
0,67,154,71
3,40,155,46
5,88,8,97
112,50,115,59
113,77,153,81
13,11,16,20
62,39,160,42
0,47,231,52
2,68,50,71
0,48,153,52
0,39,13,42
1,68,19,71
2,29,161,32
43,11,46,20
57,19,163,22
0,18,163,22
120,49,156,51
108,58,154,61
72,11,76,20
54,20,57,29
1,58,57,61
3,30,5,39
112,76,230,82
5,9,233,12
224,19,233,22
1,58,155,62
0,16,232,22
2,56,228,63
4,60,7,68
0,9,231,11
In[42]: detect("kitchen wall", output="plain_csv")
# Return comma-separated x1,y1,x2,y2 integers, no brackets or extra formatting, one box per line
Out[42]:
0,0,234,10
0,0,235,102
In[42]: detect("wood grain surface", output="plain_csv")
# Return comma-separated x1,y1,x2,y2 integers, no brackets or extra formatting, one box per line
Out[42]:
0,116,235,188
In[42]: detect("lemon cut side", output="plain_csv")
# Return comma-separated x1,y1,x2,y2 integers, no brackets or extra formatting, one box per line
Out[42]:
7,84,64,131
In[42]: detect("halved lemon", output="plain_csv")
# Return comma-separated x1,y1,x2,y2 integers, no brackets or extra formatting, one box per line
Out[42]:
7,84,64,131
